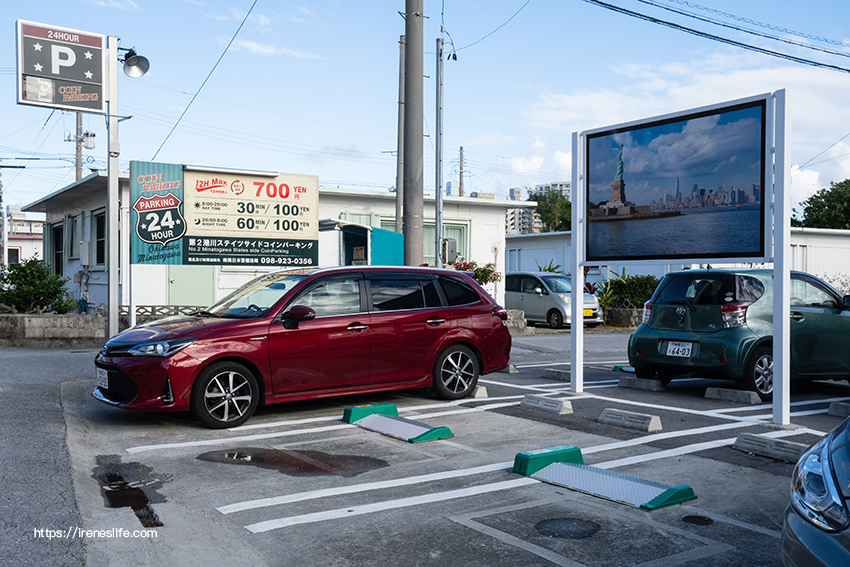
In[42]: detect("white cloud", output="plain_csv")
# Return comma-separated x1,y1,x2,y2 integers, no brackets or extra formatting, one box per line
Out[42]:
86,0,138,9
230,39,322,60
553,150,571,177
469,132,516,145
504,136,547,176
526,51,850,208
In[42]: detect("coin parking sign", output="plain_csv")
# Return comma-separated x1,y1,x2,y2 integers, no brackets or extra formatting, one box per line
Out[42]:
16,20,106,114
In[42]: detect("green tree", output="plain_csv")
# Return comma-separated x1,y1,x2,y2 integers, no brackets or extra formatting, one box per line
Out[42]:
528,189,571,232
793,179,850,228
0,257,75,313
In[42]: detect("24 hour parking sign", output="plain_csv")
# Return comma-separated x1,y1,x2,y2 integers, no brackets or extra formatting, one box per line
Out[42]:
16,20,106,114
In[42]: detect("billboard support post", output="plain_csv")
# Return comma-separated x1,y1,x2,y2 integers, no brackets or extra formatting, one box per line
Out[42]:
571,131,585,393
107,35,119,338
772,89,790,425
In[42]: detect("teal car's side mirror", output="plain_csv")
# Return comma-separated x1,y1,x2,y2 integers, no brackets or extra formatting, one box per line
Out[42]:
844,295,850,309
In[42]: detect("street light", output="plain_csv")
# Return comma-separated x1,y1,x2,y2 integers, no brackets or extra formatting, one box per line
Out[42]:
121,48,150,78
106,38,148,338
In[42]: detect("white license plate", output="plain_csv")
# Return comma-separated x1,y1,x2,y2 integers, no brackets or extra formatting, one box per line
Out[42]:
96,367,109,389
666,341,693,357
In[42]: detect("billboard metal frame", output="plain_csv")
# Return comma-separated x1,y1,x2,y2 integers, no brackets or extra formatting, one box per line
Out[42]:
581,92,773,266
571,90,790,425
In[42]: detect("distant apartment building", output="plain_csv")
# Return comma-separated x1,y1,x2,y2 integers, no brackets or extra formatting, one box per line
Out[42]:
4,205,44,264
506,186,543,235
534,181,571,200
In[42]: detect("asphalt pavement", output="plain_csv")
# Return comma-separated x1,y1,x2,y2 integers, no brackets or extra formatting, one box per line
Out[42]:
2,332,847,567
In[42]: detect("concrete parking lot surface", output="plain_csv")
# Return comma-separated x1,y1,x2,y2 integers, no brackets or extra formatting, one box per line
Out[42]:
3,333,848,566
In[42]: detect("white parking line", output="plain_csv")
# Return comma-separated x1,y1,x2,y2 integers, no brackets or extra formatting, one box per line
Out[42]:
125,424,355,454
244,478,538,533
514,360,629,369
711,396,850,414
125,401,525,454
237,424,822,533
218,461,514,514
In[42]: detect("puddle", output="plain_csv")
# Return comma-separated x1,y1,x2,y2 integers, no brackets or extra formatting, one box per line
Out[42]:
536,518,601,539
92,455,173,528
682,515,714,526
197,447,389,477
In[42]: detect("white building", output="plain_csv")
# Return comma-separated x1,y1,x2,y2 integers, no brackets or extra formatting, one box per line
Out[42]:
24,170,534,315
506,228,850,292
4,205,44,264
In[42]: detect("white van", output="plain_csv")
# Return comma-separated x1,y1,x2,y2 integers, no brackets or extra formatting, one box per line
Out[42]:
505,272,604,328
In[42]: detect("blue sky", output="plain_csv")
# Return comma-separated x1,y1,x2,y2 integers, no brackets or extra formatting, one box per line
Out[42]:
2,0,850,215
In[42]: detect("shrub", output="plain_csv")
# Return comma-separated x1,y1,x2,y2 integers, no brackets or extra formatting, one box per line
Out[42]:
535,259,562,273
609,274,661,307
0,257,75,313
453,257,502,285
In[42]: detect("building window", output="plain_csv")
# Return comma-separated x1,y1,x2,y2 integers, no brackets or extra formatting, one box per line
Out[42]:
69,216,78,258
52,223,64,275
8,248,20,264
379,219,468,266
95,212,106,265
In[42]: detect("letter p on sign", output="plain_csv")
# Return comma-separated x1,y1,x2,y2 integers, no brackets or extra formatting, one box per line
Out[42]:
51,45,76,74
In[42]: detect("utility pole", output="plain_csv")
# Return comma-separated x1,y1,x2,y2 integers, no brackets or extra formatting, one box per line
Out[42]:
458,146,465,197
435,36,444,267
395,35,405,233
75,112,82,180
402,0,424,266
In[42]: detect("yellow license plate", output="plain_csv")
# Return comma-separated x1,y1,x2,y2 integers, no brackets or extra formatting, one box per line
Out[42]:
583,309,592,317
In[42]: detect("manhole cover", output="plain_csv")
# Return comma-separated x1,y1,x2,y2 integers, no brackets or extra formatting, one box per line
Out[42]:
536,518,601,539
682,515,714,526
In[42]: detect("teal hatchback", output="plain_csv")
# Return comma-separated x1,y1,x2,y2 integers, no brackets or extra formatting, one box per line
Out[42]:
628,269,850,400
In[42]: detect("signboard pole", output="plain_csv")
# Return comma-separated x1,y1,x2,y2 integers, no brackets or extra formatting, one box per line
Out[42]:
571,131,585,393
772,89,790,425
107,35,119,338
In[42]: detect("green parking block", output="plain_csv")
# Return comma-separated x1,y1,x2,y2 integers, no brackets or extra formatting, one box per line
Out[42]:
640,485,698,511
513,444,584,476
408,425,454,443
342,403,399,424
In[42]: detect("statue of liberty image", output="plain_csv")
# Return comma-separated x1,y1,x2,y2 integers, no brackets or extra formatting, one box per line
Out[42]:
590,143,681,222
608,144,631,207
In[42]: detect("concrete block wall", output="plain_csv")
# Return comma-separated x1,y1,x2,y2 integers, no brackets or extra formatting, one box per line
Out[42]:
0,314,107,348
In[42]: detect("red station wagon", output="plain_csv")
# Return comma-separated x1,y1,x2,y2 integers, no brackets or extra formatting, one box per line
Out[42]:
94,266,512,428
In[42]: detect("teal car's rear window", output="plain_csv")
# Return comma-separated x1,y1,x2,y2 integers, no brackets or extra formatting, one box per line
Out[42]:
656,273,764,305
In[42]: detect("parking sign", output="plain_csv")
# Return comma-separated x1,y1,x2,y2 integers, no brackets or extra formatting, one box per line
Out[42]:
16,20,106,114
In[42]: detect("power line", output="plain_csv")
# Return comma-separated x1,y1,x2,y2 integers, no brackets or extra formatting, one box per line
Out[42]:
793,131,850,172
151,0,258,160
457,0,531,52
637,0,850,59
661,0,850,49
580,0,850,74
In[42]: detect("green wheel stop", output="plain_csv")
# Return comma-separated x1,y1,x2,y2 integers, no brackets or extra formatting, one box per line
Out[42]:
640,485,697,511
513,445,584,476
342,403,399,424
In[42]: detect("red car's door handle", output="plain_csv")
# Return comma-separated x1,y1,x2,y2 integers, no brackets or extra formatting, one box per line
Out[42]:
426,318,446,325
346,323,369,332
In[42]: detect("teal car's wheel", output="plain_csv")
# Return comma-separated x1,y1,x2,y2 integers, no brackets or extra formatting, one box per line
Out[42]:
743,346,773,401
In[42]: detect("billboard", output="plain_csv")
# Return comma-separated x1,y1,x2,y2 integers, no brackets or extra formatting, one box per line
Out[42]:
16,20,106,114
583,95,768,263
130,161,319,267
